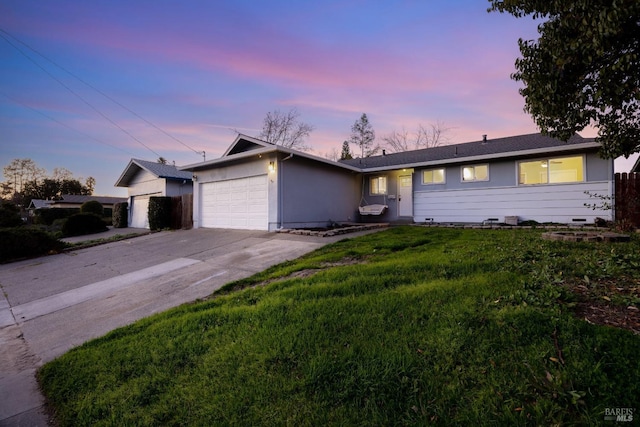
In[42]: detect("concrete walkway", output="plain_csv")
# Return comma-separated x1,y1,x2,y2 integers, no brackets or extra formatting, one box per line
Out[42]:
0,227,381,426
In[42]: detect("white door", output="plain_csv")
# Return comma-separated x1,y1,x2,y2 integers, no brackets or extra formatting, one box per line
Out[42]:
131,196,150,229
398,174,413,217
200,175,268,230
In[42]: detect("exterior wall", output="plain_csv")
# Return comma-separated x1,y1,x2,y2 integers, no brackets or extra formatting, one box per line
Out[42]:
127,170,167,197
413,152,613,224
165,179,193,197
191,156,277,229
359,170,414,222
279,156,360,229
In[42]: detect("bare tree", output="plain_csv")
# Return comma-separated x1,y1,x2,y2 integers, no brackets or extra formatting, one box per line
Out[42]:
382,121,451,153
2,158,46,196
52,167,73,181
258,108,314,151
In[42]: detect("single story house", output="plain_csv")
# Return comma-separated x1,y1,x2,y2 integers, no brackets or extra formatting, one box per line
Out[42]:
115,159,193,228
180,133,613,231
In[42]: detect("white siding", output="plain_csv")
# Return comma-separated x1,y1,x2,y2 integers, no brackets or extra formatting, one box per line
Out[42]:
200,175,268,230
414,181,612,224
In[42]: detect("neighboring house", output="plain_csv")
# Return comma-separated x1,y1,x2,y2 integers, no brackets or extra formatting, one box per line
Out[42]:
181,133,613,231
115,159,193,228
45,194,127,210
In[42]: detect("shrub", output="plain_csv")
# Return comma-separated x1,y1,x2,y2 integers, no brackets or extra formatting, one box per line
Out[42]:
62,213,108,237
0,201,23,227
35,208,79,225
112,202,128,228
0,227,65,262
148,197,172,231
80,200,104,216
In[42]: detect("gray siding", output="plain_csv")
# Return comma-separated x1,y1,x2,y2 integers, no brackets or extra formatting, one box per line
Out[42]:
413,152,613,224
279,156,359,229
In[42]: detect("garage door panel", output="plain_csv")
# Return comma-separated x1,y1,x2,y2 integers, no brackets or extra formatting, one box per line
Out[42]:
200,175,268,230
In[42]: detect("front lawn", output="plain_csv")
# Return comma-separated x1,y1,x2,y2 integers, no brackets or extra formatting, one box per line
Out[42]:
38,227,639,425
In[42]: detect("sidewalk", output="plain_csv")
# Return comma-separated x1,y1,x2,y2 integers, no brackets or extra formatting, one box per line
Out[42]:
60,226,150,244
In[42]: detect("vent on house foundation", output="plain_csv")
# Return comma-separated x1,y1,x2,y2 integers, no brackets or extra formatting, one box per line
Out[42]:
572,218,587,222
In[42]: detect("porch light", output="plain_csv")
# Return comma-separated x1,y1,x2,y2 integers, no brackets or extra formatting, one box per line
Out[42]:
268,161,275,173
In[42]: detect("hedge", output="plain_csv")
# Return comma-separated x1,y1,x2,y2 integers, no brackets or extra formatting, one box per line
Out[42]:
0,202,23,227
148,197,172,231
0,228,65,263
80,200,104,216
62,213,108,237
112,202,128,228
35,208,79,225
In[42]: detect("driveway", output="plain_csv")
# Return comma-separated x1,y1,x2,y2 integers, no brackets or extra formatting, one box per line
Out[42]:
0,228,380,426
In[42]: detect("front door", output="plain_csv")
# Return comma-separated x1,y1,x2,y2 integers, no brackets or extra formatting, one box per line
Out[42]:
398,174,413,217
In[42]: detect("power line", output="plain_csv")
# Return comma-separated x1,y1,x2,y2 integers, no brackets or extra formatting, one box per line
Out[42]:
1,29,162,158
0,27,204,158
0,91,138,157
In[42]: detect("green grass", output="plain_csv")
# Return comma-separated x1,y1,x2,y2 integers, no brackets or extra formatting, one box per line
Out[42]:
38,227,640,426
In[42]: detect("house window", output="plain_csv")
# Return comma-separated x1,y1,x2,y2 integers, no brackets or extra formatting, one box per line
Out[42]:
461,165,488,182
422,168,445,184
518,156,584,185
370,176,387,195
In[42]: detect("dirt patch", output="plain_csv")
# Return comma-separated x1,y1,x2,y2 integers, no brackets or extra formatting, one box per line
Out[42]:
563,277,640,335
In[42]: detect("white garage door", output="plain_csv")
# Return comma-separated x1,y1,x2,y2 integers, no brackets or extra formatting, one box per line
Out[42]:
200,175,268,230
130,196,150,229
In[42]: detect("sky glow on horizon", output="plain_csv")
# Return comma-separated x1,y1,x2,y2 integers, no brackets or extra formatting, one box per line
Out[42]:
1,1,637,196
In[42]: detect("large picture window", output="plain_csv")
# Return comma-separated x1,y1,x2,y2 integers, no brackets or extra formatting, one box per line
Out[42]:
422,168,445,184
519,156,584,185
462,165,488,182
370,176,387,195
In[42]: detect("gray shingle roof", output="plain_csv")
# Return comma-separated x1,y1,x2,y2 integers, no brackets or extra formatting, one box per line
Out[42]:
340,133,597,170
115,158,193,187
59,194,127,205
131,159,193,180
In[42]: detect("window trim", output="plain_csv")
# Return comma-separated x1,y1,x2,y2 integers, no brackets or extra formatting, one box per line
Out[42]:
422,168,446,185
369,175,388,195
517,155,585,186
461,164,489,182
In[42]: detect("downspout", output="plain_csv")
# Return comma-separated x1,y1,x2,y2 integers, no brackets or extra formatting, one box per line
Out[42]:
279,154,294,229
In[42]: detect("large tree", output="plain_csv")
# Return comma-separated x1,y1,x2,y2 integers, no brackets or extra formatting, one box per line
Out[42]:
382,122,450,153
258,108,314,151
349,113,379,158
489,0,640,158
2,158,46,196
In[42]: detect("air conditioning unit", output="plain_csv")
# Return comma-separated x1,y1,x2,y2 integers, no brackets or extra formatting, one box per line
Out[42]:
504,216,518,226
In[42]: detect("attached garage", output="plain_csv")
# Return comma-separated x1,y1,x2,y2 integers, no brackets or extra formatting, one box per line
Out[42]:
200,175,268,230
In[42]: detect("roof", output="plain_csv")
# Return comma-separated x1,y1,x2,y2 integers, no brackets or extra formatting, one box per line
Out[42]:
180,134,362,173
340,133,600,171
28,199,52,209
632,155,640,173
115,159,193,187
56,194,127,205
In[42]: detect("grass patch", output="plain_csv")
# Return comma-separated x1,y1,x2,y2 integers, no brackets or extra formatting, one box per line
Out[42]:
38,227,640,425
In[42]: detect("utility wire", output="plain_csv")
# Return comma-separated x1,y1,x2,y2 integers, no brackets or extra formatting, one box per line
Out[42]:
1,29,162,159
0,91,138,157
0,27,204,158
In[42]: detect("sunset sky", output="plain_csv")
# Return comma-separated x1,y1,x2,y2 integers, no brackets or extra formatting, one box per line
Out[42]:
1,1,637,196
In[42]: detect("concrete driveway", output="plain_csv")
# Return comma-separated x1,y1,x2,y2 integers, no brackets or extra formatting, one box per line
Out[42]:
0,228,378,426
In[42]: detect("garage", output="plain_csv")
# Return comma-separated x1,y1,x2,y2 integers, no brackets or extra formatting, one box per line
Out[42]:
130,195,152,229
200,175,268,230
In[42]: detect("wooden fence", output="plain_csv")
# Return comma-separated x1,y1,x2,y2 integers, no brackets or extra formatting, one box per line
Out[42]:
615,172,640,227
171,194,193,229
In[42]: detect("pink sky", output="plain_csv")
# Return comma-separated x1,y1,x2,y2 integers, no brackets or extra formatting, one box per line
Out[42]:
1,1,637,196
